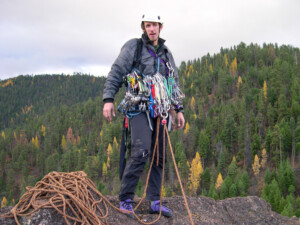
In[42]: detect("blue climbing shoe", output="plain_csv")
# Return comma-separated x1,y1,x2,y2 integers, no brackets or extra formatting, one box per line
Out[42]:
120,199,135,218
149,200,173,217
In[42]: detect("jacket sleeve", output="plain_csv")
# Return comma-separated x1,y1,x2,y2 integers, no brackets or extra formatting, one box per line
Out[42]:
103,39,138,102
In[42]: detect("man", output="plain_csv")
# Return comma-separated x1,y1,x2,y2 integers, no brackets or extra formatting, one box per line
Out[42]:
102,12,185,218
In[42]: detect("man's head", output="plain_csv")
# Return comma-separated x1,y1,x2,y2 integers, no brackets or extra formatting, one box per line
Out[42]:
141,12,163,46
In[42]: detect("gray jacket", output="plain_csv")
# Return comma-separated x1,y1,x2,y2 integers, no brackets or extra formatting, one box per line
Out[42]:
103,33,183,111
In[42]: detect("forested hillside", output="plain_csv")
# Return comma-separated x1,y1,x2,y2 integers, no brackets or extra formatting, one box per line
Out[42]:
0,74,106,129
1,42,300,217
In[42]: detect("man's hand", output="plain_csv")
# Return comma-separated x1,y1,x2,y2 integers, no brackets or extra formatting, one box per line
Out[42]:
103,102,115,122
176,112,185,130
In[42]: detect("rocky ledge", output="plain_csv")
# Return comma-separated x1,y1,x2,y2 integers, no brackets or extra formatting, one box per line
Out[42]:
0,195,299,225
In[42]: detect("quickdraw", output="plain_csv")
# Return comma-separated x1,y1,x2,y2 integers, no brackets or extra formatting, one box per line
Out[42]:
118,60,184,120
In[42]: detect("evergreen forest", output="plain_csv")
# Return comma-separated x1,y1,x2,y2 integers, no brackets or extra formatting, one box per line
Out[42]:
1,42,300,218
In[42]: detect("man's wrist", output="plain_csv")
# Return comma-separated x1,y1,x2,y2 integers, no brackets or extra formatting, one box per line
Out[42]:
103,98,114,104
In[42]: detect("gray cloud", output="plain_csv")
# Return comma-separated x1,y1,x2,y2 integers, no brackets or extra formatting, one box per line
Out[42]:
0,0,299,80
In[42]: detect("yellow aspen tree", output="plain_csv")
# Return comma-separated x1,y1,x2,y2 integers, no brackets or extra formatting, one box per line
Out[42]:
77,136,81,145
107,144,113,168
107,155,111,168
189,64,194,73
113,137,119,149
107,144,112,157
184,122,190,135
188,152,203,195
1,79,13,87
186,160,190,168
190,82,193,89
230,57,237,77
92,77,95,83
193,113,197,120
209,64,213,74
41,125,46,137
1,196,7,208
261,148,268,168
224,54,228,67
237,76,242,90
215,173,223,190
252,154,261,176
34,136,39,148
232,156,236,162
190,96,195,110
161,185,166,197
102,162,108,178
100,130,103,142
61,135,66,150
14,132,17,140
263,81,267,102
1,131,5,139
187,64,193,78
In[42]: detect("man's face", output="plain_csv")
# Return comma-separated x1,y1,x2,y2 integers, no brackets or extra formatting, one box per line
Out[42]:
143,21,163,46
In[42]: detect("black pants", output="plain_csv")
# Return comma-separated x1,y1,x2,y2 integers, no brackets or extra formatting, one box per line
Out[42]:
119,112,167,201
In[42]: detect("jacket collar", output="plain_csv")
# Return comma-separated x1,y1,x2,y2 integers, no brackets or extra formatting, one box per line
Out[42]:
141,33,166,50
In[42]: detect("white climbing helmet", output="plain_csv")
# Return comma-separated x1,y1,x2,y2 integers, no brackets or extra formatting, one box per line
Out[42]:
141,11,163,24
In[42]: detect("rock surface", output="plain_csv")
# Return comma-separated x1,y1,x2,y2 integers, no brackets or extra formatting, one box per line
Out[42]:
1,195,299,225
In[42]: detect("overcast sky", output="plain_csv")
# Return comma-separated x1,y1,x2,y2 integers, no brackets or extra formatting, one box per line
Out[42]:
0,0,299,80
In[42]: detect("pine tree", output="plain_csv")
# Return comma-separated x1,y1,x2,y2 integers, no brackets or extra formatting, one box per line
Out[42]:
229,184,238,197
208,183,219,200
278,160,295,194
198,130,209,159
227,159,238,179
241,170,250,192
251,134,261,156
268,179,282,212
220,177,232,199
281,203,294,217
201,168,211,192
